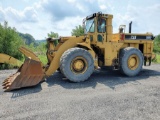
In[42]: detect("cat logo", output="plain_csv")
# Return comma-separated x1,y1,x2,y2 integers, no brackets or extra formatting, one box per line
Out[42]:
131,36,136,39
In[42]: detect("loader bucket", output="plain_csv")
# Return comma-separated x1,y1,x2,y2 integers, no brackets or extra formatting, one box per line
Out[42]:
2,58,45,92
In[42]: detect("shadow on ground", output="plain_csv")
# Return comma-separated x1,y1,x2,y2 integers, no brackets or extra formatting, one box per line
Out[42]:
46,68,160,90
9,67,160,98
11,85,42,98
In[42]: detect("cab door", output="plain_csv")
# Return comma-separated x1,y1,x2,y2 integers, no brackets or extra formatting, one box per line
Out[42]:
97,17,106,43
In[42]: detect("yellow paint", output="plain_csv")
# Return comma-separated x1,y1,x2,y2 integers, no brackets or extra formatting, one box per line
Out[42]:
70,57,88,74
19,47,40,62
18,12,154,77
0,53,22,67
45,36,84,76
127,55,139,70
2,12,155,92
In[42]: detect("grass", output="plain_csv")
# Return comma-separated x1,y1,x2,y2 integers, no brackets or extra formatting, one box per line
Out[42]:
38,54,48,65
153,54,160,63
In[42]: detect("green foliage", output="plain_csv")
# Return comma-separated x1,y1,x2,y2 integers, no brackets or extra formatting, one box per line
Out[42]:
35,40,46,44
36,42,48,65
35,31,61,65
156,54,160,63
48,32,59,38
71,25,84,36
18,32,37,46
23,31,61,65
152,54,160,63
0,21,24,60
152,34,160,63
38,54,48,65
0,63,15,69
48,32,59,46
24,42,47,65
153,34,160,53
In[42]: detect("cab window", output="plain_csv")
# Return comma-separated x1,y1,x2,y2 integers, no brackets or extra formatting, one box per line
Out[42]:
97,18,106,33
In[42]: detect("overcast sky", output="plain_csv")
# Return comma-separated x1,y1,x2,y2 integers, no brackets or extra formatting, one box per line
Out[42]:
0,0,159,40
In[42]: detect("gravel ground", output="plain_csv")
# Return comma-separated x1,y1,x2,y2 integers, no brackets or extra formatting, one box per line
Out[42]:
0,64,160,120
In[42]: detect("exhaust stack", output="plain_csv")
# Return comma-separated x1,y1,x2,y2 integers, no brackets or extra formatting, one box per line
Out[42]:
129,21,132,33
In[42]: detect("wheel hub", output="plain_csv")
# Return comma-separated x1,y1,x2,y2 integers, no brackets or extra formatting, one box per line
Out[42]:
128,55,139,70
71,57,87,74
73,60,84,71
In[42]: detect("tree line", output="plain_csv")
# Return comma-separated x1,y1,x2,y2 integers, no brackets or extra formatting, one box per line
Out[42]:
0,20,159,64
0,21,84,65
0,21,24,60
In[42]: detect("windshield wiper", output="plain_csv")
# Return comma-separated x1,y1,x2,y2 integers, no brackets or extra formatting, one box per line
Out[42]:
87,20,94,33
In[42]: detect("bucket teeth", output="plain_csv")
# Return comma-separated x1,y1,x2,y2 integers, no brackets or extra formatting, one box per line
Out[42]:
2,58,44,92
3,79,9,83
3,78,12,85
2,80,11,85
2,82,10,86
3,73,18,84
2,73,19,90
3,84,11,89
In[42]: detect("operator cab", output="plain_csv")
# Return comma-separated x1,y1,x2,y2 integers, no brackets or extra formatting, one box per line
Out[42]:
83,12,113,43
84,13,106,33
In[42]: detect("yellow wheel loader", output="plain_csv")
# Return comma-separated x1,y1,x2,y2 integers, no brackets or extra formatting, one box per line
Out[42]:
2,12,155,91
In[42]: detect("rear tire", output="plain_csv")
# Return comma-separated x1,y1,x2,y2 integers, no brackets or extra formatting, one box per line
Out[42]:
119,47,144,76
60,47,94,82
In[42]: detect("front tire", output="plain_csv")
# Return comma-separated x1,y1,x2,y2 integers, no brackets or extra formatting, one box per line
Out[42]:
60,47,94,82
119,47,144,76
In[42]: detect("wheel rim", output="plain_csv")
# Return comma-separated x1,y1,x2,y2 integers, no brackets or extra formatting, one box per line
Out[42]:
128,54,140,70
71,57,88,74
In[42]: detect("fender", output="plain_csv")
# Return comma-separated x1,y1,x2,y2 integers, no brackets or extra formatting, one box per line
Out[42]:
77,42,92,50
